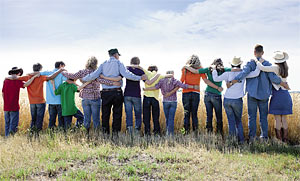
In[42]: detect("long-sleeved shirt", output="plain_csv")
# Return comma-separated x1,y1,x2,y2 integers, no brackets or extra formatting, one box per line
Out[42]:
155,77,189,102
62,69,113,100
82,57,141,89
256,61,287,91
234,58,282,100
212,67,260,99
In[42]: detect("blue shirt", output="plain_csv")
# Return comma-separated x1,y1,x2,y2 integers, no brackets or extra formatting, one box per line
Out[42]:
41,69,67,104
82,57,142,89
234,59,281,100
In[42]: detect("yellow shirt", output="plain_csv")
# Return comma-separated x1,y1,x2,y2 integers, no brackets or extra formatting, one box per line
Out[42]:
143,69,164,100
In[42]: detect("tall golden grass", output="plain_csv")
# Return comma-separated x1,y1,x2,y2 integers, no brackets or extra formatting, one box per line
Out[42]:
0,90,299,142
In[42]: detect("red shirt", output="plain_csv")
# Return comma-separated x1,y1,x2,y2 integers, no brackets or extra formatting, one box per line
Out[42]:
2,79,24,111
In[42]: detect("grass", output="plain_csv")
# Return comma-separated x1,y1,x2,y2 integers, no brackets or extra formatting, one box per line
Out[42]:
0,131,299,180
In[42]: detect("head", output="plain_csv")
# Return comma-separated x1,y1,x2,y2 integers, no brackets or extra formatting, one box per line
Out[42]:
8,67,23,76
186,55,201,69
68,78,75,82
148,65,158,72
276,61,289,78
33,63,43,72
130,57,140,65
254,44,264,58
230,57,242,69
108,48,121,60
85,56,98,70
210,58,224,73
55,61,65,69
166,70,174,75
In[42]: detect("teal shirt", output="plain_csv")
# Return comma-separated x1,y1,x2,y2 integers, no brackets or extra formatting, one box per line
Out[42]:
198,67,231,95
55,82,78,116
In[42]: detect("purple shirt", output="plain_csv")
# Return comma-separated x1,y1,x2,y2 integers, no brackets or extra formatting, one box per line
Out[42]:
124,67,144,98
155,77,188,102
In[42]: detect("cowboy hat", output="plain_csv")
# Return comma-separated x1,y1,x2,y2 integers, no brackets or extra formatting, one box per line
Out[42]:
230,57,243,66
273,51,288,63
8,67,23,76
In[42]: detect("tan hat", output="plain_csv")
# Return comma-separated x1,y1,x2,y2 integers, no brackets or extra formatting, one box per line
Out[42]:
273,51,288,63
230,57,243,66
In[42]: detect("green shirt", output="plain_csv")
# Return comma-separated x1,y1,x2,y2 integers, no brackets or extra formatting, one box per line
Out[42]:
198,67,231,95
55,82,78,116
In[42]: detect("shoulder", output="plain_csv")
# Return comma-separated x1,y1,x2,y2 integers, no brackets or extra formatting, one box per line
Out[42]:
262,60,272,66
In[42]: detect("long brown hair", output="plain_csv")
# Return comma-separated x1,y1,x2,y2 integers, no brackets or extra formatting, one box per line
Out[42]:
275,61,288,78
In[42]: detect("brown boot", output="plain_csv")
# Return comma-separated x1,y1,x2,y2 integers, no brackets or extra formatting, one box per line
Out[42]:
283,129,288,143
275,129,282,141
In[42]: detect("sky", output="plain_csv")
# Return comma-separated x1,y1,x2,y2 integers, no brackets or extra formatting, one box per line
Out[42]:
0,0,300,91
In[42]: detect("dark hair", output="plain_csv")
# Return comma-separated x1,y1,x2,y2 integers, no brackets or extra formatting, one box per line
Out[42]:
209,58,225,73
55,61,65,68
68,78,74,81
275,61,289,78
148,65,158,72
33,63,43,71
130,57,140,65
255,44,264,53
231,65,241,68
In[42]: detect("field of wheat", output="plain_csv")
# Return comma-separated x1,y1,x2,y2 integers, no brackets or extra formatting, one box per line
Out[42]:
0,90,299,142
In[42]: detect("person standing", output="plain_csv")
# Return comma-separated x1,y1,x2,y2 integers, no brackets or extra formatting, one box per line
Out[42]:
82,49,146,136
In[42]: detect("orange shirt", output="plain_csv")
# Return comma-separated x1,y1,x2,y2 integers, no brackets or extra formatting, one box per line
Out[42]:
180,68,207,93
19,75,48,104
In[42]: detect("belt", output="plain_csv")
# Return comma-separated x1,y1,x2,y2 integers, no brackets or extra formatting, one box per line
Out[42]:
101,88,122,92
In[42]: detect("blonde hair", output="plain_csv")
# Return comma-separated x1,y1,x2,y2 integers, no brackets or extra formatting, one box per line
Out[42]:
186,55,201,68
85,56,98,70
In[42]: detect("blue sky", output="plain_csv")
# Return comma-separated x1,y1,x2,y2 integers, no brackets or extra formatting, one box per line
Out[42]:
1,0,300,90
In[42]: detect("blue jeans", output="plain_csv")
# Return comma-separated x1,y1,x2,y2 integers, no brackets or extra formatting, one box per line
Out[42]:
204,92,223,134
82,98,101,130
163,102,177,135
4,111,19,136
63,110,84,130
30,103,46,132
182,92,200,132
224,98,244,142
124,96,142,130
247,94,269,140
48,104,64,129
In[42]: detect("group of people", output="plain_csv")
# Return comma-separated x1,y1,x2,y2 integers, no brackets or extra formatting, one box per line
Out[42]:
2,44,293,143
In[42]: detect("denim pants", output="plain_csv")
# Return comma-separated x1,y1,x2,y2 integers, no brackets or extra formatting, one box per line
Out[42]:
101,90,124,134
63,110,84,130
30,103,46,132
163,102,177,135
204,92,223,134
223,98,244,142
182,92,200,132
4,111,19,136
82,98,101,130
247,94,269,140
48,104,64,129
143,96,160,135
124,96,142,130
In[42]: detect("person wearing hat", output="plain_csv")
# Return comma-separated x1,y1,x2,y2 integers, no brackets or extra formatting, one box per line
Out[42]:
82,48,147,136
255,51,292,142
2,67,40,136
230,45,289,142
212,57,260,143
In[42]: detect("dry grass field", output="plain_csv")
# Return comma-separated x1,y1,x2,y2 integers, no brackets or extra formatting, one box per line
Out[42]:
0,90,299,142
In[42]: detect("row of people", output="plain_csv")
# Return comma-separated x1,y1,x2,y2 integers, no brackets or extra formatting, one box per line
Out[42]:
2,45,292,143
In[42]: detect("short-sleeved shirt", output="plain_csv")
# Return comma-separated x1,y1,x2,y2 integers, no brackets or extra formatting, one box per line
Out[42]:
124,67,144,98
2,79,24,111
198,67,231,95
55,82,78,116
41,69,67,104
143,69,165,100
181,68,207,94
18,75,48,104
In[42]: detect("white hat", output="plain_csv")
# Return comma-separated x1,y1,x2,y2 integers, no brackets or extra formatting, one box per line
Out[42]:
273,51,288,63
230,57,243,66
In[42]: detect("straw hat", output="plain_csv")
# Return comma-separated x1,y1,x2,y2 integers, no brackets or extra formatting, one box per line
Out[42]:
230,57,243,66
273,51,288,63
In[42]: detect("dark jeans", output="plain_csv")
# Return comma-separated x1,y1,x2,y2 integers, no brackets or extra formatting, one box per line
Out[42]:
101,90,124,134
48,104,64,129
182,92,200,132
204,92,223,134
124,96,142,130
247,94,269,140
63,110,84,130
82,98,101,130
143,96,160,135
4,111,19,136
30,103,46,132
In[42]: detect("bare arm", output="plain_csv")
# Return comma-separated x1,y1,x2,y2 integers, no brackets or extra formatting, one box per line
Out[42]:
145,74,160,85
203,78,223,92
24,73,40,87
100,75,122,82
143,86,157,91
46,68,64,81
183,66,199,74
164,87,180,98
78,81,92,91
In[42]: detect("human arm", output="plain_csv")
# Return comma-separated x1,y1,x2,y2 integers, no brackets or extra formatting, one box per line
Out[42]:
78,81,91,91
95,77,121,86
246,66,261,78
256,61,278,73
231,60,256,84
203,78,223,92
23,73,40,87
61,70,84,80
144,73,161,85
143,86,157,91
119,62,142,81
82,65,103,82
212,70,229,82
100,74,122,82
182,66,199,74
46,68,65,81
